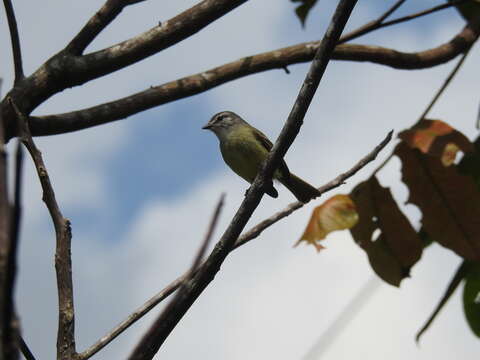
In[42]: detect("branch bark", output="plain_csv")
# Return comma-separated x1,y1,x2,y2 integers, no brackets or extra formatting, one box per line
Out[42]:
128,1,358,359
9,100,77,360
3,0,24,84
0,78,20,360
65,0,147,55
29,24,479,137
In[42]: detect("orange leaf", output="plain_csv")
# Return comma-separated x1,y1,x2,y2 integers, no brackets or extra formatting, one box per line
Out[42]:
399,119,474,163
296,194,358,252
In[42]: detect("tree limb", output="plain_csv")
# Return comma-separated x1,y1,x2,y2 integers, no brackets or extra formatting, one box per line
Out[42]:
127,2,358,359
9,100,77,360
65,0,148,55
30,24,479,137
2,0,24,84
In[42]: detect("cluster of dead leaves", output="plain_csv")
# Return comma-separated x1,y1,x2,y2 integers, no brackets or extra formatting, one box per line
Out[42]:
296,119,480,338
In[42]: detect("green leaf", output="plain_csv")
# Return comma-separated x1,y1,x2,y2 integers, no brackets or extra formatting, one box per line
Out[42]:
291,0,320,27
463,262,480,337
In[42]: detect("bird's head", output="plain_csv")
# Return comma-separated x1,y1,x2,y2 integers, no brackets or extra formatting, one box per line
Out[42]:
202,111,246,137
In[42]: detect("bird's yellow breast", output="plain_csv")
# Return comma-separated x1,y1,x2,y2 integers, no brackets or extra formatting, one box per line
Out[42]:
219,127,270,184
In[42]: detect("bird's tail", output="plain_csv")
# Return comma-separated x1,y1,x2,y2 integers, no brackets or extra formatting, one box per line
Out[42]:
281,173,320,203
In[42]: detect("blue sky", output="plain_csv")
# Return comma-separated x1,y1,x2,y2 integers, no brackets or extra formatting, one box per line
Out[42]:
1,1,480,359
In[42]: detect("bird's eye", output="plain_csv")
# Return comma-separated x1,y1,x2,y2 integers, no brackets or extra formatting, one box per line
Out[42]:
216,114,227,122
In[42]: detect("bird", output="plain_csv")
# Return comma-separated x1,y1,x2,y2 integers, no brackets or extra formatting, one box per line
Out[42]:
202,111,320,203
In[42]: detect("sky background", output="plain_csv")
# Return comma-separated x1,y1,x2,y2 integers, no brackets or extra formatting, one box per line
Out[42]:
1,0,480,359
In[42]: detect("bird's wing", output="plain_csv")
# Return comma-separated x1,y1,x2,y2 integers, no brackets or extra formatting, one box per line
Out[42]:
252,128,291,179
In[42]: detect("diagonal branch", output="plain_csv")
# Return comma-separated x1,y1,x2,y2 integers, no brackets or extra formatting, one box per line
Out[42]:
416,260,469,343
128,2,358,359
79,121,392,360
340,0,472,43
3,0,24,84
339,0,407,43
9,100,77,360
57,0,250,87
65,0,148,55
30,24,480,137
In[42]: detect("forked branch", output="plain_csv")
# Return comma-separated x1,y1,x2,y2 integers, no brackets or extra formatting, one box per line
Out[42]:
9,100,77,360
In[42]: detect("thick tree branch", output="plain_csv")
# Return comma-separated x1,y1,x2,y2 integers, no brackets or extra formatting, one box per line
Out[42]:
30,24,479,137
128,2,358,359
80,126,392,360
9,100,77,360
2,0,24,84
65,0,148,55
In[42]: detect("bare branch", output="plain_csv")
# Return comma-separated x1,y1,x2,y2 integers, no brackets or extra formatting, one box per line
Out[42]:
340,0,472,43
129,194,226,359
65,0,147,55
30,24,480,137
2,0,24,84
340,0,407,43
0,78,20,360
78,194,225,360
8,99,77,360
19,336,36,360
81,124,392,360
127,2,358,359
416,261,469,343
185,193,225,278
418,45,472,121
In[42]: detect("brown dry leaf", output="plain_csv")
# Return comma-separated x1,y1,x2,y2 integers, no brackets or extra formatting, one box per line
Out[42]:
396,142,480,260
350,177,422,287
296,194,358,252
399,119,473,162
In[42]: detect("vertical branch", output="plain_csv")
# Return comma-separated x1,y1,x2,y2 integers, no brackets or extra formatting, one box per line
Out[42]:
2,0,24,84
9,99,77,360
0,82,20,360
128,1,358,359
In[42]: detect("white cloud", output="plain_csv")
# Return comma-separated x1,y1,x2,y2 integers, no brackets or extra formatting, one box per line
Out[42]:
1,1,479,360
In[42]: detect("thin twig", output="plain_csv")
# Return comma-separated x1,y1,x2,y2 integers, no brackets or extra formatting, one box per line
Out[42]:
186,194,225,278
416,261,469,343
418,46,472,121
65,0,147,55
81,52,395,360
2,0,24,83
9,99,77,360
79,194,225,360
128,2,358,359
19,336,36,360
339,0,407,43
340,0,472,43
372,44,472,176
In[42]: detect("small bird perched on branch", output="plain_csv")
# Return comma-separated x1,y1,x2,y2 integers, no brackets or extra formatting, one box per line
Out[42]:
202,111,320,203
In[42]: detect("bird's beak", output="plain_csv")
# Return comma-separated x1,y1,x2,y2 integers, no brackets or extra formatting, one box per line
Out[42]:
202,123,212,130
